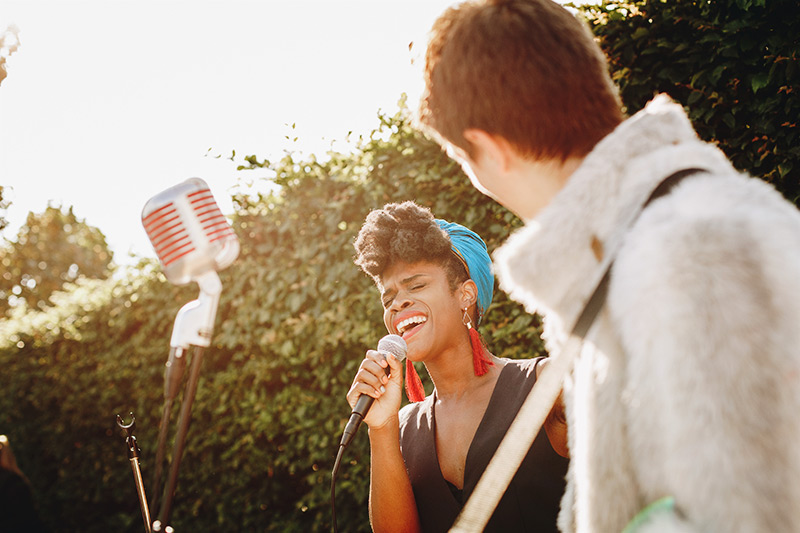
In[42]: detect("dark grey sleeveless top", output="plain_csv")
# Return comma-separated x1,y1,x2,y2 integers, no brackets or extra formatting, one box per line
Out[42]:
398,358,569,532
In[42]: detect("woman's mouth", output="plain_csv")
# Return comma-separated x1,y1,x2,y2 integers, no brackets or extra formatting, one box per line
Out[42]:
396,314,428,339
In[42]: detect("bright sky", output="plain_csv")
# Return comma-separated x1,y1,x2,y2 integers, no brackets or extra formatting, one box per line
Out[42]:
0,0,459,264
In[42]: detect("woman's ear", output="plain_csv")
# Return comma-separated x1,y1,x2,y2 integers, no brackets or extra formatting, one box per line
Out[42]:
459,279,478,309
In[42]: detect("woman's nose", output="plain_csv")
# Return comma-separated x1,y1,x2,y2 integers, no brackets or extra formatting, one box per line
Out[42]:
391,294,412,312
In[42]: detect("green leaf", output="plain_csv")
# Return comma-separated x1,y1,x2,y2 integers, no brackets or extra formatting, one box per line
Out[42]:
722,113,736,129
631,26,650,40
751,72,770,93
709,65,727,85
687,90,704,105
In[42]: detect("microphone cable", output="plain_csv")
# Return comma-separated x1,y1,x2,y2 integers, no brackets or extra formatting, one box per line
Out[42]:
330,334,406,533
330,444,346,533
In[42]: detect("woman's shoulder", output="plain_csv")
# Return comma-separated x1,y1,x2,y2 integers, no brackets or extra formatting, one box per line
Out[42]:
398,395,434,432
499,357,543,382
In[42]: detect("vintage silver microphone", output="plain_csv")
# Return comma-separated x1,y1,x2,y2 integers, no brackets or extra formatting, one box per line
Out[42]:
142,177,240,349
141,177,239,530
141,177,239,286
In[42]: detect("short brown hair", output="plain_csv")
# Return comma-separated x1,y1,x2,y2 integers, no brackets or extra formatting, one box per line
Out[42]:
354,201,468,291
419,0,623,161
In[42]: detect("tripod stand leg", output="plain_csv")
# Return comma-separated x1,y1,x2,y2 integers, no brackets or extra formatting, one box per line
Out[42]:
116,413,153,533
130,457,153,533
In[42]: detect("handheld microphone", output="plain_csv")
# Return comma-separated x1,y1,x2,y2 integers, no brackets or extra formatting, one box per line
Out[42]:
331,335,407,533
142,177,239,287
339,334,407,449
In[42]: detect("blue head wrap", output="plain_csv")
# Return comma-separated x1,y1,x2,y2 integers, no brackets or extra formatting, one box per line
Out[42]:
435,219,494,324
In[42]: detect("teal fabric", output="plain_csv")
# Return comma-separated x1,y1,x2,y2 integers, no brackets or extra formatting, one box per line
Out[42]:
435,219,494,324
622,496,677,533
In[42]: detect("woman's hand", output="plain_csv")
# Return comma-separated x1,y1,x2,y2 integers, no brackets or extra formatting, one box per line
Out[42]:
346,349,405,430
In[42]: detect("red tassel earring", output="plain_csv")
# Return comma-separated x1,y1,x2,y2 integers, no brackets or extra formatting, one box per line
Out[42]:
464,308,493,376
405,359,426,402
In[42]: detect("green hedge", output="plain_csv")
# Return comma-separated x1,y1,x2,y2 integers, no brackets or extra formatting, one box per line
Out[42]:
579,0,800,205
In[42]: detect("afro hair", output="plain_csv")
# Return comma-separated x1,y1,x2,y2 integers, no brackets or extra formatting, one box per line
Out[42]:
354,201,468,290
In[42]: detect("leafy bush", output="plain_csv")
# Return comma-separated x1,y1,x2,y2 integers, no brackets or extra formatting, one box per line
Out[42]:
0,206,114,316
579,0,800,205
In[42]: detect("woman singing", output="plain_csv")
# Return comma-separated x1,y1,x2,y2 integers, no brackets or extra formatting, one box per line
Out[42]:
347,201,568,532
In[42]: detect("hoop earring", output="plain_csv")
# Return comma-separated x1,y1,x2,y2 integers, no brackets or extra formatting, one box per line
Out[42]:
464,307,493,376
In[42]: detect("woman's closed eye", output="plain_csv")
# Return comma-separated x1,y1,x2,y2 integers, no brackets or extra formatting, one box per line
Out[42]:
381,280,426,307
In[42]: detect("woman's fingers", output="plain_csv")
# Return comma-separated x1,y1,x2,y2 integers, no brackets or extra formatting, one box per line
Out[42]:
384,350,403,380
346,350,391,407
362,351,390,384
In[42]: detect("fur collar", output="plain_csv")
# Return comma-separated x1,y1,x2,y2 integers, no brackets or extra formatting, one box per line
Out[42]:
493,95,734,353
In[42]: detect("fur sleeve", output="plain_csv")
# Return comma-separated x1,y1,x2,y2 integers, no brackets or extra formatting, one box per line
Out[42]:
608,174,800,532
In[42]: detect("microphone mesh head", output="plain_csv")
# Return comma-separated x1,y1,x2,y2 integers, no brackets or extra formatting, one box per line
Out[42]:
377,334,407,362
142,178,239,285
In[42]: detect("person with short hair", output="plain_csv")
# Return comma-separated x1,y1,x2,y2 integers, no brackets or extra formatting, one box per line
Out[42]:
418,1,800,532
347,201,568,532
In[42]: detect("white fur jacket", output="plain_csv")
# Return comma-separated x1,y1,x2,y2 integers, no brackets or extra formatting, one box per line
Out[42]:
493,95,800,533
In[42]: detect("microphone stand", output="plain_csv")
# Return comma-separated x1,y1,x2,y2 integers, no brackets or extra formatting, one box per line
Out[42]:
151,270,222,531
149,347,187,515
157,344,205,528
116,413,153,533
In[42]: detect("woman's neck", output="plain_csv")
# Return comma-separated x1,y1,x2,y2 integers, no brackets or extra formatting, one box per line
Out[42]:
425,341,501,400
